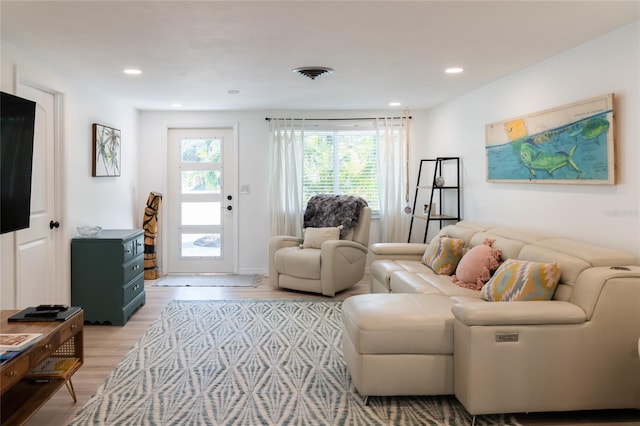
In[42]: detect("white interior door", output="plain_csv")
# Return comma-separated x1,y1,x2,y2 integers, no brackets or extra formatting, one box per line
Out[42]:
15,83,61,306
167,128,235,273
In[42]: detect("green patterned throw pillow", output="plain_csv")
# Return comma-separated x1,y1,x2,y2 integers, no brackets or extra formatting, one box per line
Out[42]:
422,236,464,275
480,259,561,301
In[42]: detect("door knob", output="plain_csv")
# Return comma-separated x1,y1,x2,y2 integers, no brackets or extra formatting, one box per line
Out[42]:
49,220,60,229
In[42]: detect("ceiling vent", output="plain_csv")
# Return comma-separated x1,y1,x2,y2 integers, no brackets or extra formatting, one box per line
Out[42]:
293,66,334,80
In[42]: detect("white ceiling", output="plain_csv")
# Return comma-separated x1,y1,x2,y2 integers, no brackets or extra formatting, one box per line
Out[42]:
1,1,638,111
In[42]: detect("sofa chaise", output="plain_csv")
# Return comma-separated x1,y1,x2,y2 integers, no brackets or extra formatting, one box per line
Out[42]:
342,221,640,418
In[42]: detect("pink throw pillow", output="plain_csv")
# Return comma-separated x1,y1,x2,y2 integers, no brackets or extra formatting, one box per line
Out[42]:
451,238,502,290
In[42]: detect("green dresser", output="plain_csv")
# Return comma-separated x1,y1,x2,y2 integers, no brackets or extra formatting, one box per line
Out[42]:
71,229,146,326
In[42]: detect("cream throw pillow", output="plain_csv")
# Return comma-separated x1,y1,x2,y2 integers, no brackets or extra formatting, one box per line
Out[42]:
302,226,342,249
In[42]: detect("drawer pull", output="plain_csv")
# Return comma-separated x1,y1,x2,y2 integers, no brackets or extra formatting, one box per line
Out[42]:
126,249,132,254
133,265,140,270
10,370,17,376
45,344,51,349
71,324,77,329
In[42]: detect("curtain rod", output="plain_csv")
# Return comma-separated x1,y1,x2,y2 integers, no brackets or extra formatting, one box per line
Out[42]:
265,116,411,121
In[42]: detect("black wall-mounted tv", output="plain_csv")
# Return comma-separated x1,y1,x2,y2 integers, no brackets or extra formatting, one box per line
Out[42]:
1,91,36,234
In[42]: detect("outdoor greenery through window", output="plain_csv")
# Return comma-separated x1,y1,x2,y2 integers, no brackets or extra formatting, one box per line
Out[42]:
303,130,379,211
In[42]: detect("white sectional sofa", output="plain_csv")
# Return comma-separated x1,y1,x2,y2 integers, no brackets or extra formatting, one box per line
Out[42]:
342,221,640,417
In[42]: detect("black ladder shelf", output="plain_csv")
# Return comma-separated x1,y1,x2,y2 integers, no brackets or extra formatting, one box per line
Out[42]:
407,157,461,243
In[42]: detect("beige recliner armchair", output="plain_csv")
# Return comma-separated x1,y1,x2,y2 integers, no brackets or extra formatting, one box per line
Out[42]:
268,196,371,297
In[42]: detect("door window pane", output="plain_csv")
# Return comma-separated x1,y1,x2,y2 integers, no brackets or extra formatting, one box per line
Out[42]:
181,202,220,225
181,233,221,257
181,170,221,194
181,138,221,163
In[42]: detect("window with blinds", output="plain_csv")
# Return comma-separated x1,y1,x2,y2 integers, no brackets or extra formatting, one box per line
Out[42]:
302,130,379,211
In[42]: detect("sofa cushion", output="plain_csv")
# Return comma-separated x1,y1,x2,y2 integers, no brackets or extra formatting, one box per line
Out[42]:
301,226,342,249
437,224,482,246
371,259,406,288
518,245,590,282
469,232,524,260
422,237,464,275
389,271,482,298
480,259,561,301
273,247,321,279
371,259,434,293
535,238,635,266
390,271,445,294
393,260,434,274
342,293,456,355
418,273,483,298
484,226,559,245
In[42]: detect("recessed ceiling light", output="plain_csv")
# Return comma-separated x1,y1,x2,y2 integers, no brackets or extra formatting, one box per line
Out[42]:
123,68,142,75
389,102,402,107
171,103,183,108
227,89,240,95
445,67,464,74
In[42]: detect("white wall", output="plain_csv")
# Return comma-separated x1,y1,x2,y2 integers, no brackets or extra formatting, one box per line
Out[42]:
411,22,640,260
138,110,393,275
65,99,139,233
1,41,139,308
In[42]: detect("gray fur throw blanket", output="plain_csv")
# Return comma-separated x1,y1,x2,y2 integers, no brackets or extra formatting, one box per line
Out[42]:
303,195,368,238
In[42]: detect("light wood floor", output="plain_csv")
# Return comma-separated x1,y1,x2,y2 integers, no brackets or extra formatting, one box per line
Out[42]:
25,276,639,425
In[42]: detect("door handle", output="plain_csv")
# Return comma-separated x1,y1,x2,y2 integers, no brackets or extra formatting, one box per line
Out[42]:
49,220,60,229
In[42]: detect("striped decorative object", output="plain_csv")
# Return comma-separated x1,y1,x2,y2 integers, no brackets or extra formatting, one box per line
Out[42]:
481,259,562,301
70,300,521,426
422,237,465,275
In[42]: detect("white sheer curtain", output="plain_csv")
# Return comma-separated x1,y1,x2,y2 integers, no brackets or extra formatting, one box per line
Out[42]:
269,119,304,237
375,114,409,242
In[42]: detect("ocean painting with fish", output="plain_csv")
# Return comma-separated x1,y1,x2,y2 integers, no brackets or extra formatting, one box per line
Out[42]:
486,94,615,184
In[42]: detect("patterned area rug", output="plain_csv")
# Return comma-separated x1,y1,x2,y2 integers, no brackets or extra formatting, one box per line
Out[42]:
70,300,521,425
150,274,259,287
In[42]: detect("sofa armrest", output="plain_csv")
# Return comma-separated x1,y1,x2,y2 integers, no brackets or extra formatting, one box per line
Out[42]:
322,239,368,252
570,266,640,320
369,243,428,261
451,301,586,326
270,235,303,246
268,236,303,287
321,240,368,296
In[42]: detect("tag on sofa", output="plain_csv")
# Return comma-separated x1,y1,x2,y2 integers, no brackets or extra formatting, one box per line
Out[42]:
495,332,519,343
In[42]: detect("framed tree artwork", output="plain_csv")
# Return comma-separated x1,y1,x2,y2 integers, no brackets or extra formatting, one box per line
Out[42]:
485,94,615,184
92,123,121,177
